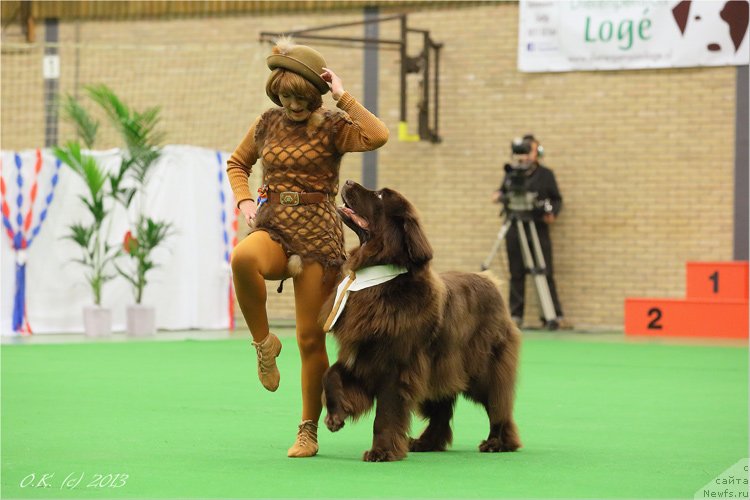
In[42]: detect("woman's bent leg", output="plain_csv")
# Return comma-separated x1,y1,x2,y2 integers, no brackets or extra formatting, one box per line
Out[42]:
231,231,288,341
231,231,288,391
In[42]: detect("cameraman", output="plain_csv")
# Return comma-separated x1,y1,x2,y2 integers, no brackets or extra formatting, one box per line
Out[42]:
491,134,570,330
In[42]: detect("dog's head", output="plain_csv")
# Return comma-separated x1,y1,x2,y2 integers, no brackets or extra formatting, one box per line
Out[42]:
338,180,433,270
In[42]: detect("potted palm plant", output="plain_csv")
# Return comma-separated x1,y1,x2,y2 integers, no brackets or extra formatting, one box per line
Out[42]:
53,97,117,337
119,216,172,336
85,84,173,337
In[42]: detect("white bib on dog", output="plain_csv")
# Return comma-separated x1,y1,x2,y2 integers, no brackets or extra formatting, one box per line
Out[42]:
323,265,408,332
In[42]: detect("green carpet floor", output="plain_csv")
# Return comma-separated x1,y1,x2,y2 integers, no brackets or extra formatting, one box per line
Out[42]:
1,334,747,499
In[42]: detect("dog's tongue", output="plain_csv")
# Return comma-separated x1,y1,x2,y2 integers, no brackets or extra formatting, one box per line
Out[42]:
340,206,369,229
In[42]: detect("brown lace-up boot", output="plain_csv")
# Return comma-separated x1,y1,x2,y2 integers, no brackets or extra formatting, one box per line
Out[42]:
287,420,319,458
251,332,282,391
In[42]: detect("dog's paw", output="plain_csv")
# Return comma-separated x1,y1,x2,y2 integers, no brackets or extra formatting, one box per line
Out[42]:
409,437,446,452
324,412,345,432
362,448,401,462
479,437,519,453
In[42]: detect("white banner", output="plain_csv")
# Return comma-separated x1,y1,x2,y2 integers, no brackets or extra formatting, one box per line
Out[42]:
519,0,750,72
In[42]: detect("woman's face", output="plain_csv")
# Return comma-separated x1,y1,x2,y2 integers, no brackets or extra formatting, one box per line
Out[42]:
279,93,312,122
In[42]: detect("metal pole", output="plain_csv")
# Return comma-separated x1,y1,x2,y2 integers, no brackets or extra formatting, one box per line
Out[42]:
419,31,430,140
481,218,513,271
259,32,401,46
734,65,749,260
43,18,59,148
363,6,379,189
527,222,558,323
292,14,404,35
433,41,442,142
400,15,407,123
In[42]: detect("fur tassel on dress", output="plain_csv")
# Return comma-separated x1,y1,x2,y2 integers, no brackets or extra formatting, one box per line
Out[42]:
287,254,303,277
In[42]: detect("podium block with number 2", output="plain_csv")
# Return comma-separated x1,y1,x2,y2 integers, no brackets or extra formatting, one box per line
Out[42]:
625,262,748,339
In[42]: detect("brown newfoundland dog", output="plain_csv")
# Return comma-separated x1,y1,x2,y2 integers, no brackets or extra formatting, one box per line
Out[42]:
321,180,521,462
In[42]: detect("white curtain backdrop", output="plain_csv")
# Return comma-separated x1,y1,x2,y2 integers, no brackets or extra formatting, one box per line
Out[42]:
1,146,237,336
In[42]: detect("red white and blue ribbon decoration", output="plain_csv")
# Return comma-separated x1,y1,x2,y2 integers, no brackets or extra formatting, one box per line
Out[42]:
0,150,61,335
216,151,239,330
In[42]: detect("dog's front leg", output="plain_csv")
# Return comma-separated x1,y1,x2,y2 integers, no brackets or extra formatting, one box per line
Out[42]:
323,362,373,432
322,362,348,432
363,374,411,462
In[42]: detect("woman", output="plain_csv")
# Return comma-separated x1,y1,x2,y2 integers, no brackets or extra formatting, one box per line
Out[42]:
226,38,389,458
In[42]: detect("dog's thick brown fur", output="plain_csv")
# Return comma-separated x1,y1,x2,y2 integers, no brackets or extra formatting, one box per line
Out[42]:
321,180,522,462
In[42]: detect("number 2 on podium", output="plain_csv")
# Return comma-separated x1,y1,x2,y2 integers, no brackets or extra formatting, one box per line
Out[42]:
647,307,663,330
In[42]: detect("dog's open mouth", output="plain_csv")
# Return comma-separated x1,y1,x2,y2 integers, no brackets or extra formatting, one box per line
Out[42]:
340,203,369,229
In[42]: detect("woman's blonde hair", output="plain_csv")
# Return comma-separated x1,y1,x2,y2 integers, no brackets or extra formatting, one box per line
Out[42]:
265,69,323,110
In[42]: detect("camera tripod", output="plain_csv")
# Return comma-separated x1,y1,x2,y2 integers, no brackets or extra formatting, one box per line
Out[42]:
481,210,558,329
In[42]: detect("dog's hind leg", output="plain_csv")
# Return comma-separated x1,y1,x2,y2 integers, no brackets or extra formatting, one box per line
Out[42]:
479,335,522,453
409,396,457,452
322,362,373,432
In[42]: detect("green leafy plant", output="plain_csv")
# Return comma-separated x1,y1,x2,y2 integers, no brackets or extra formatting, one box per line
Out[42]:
62,94,99,149
52,139,117,306
55,85,173,306
86,84,165,208
119,217,173,304
84,84,173,304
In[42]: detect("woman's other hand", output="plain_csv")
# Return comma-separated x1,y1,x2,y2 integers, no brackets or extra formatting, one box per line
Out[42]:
321,67,345,100
239,199,257,227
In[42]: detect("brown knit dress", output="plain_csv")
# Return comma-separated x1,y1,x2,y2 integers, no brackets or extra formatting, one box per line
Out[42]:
227,92,389,276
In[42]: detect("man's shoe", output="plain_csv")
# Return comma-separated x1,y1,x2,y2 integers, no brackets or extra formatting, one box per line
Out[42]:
288,420,319,458
251,332,282,391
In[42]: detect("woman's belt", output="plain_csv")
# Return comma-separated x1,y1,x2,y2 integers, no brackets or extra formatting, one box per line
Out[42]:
266,191,329,206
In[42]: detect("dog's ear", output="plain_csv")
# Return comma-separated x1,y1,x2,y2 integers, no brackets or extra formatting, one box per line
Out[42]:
402,213,433,266
382,189,433,266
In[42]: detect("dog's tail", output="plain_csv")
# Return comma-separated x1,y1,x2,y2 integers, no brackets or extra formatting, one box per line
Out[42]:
478,269,508,300
478,269,519,337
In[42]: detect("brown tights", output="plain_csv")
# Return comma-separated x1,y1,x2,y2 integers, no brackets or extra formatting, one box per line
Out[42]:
231,230,331,422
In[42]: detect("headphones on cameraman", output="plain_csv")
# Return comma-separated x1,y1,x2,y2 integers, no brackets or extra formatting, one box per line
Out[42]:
523,134,544,158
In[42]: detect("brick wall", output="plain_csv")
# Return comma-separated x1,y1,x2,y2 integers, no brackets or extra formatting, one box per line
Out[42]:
1,3,737,330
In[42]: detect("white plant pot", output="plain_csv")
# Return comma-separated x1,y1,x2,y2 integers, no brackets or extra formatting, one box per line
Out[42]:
126,304,156,337
83,306,112,338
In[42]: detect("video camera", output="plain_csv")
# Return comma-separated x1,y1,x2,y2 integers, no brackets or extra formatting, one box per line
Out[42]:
503,139,532,193
501,138,553,217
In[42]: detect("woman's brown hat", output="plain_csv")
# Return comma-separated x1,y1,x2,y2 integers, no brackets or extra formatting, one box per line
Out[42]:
266,37,330,101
